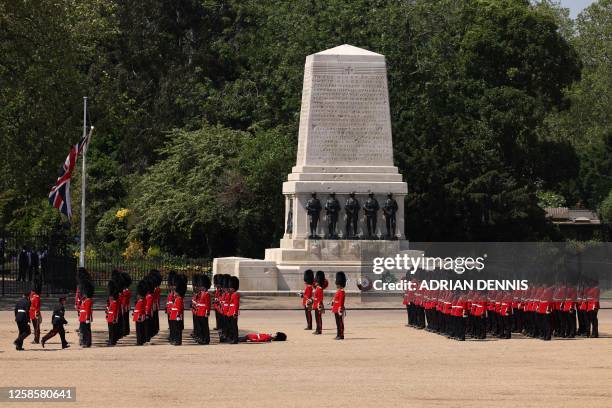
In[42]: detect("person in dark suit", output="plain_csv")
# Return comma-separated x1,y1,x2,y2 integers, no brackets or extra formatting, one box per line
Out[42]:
29,249,39,282
18,246,29,282
41,297,69,349
14,292,32,350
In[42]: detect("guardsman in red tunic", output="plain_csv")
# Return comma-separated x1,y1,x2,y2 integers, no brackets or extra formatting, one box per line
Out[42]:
301,270,314,330
144,278,154,342
121,272,132,337
194,274,212,344
586,281,600,338
227,276,241,344
106,280,120,346
239,332,287,343
577,283,588,336
166,271,176,339
472,292,487,339
313,271,326,335
148,270,162,337
331,272,346,340
29,280,42,344
537,284,553,340
169,274,187,345
134,281,147,345
78,280,94,348
220,274,231,342
562,284,577,338
212,274,221,331
190,274,200,340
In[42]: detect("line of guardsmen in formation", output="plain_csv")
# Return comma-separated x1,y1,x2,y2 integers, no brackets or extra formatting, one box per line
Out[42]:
402,279,601,341
300,269,347,340
13,268,295,350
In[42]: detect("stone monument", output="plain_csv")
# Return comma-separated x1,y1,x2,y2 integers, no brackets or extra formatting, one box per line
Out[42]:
213,44,411,291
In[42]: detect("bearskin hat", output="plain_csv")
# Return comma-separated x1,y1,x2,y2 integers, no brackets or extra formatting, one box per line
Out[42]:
111,269,124,290
108,280,119,299
149,269,162,287
191,274,199,290
167,271,177,287
315,271,326,286
121,272,132,289
230,276,239,291
213,274,220,287
77,267,91,284
274,332,287,341
137,280,148,297
175,274,188,297
335,271,347,288
31,279,42,295
303,269,314,285
201,274,212,291
221,274,230,289
81,280,94,298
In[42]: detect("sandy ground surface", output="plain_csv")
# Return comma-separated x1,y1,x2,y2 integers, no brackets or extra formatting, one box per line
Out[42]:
0,309,610,408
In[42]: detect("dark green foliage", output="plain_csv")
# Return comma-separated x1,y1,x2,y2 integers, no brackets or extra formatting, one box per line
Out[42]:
1,0,608,256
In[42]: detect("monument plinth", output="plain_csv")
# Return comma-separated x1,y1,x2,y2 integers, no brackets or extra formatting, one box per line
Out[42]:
213,44,410,291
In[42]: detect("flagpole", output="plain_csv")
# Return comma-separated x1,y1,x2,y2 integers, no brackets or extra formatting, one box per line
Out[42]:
79,97,87,268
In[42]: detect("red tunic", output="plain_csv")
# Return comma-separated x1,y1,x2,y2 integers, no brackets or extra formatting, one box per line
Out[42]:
331,289,345,314
194,291,211,317
106,298,119,323
312,286,324,310
153,287,161,311
29,293,40,320
227,292,240,317
122,289,131,313
302,284,313,307
169,296,184,321
587,287,600,311
79,298,93,323
244,333,272,342
166,291,175,314
145,293,153,317
133,298,145,322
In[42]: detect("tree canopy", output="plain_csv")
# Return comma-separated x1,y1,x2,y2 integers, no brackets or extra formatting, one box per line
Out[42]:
1,0,610,257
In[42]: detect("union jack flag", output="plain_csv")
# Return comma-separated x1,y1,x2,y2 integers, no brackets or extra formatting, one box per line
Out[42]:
48,128,93,218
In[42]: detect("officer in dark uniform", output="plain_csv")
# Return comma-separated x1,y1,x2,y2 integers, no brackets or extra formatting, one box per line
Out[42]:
41,296,69,349
382,193,398,239
18,246,29,282
324,192,340,239
363,193,380,239
306,192,322,239
344,192,360,238
14,292,31,350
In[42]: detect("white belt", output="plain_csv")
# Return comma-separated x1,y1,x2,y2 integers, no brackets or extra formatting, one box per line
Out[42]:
17,309,26,312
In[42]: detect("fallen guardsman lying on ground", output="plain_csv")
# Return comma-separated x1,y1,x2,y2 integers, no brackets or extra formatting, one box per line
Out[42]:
238,332,287,343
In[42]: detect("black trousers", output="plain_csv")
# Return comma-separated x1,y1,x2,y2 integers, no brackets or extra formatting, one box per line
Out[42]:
227,316,239,344
123,311,130,336
15,321,31,347
42,324,68,347
537,313,551,340
304,307,312,329
31,317,40,343
214,309,220,330
136,320,146,345
577,309,587,335
334,313,344,338
586,309,599,337
145,315,153,342
153,310,159,336
79,322,91,347
169,320,182,345
314,309,323,333
195,316,210,344
107,322,119,345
